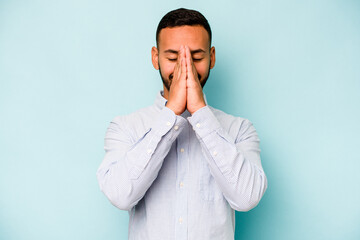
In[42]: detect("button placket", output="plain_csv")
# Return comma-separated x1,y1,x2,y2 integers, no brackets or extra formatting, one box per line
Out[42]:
174,121,188,238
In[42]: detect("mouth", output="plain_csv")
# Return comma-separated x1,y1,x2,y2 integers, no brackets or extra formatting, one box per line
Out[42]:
168,73,201,81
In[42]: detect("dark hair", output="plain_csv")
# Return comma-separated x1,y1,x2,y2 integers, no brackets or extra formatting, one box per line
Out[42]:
156,8,212,49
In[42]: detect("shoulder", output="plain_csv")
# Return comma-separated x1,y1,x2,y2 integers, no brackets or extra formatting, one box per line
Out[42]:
208,105,258,142
108,105,158,141
112,105,156,125
208,105,252,127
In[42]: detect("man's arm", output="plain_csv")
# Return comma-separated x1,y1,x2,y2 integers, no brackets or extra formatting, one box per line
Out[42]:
188,107,267,211
96,107,187,211
97,46,188,211
184,45,267,211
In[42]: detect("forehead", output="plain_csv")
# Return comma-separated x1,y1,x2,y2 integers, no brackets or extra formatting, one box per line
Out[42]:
158,25,210,51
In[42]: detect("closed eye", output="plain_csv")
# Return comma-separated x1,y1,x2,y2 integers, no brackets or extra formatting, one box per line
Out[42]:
168,58,203,62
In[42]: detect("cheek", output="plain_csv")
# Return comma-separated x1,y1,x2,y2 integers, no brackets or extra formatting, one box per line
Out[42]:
194,62,209,75
159,60,176,74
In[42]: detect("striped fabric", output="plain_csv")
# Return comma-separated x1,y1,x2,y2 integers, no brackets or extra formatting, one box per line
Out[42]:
96,91,267,240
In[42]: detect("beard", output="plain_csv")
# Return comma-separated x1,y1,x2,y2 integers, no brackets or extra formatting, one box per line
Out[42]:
159,62,211,91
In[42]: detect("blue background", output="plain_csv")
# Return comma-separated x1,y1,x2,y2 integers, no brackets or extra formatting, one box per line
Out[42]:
0,0,359,239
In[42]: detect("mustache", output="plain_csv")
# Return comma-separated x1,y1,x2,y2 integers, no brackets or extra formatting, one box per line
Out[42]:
169,73,201,81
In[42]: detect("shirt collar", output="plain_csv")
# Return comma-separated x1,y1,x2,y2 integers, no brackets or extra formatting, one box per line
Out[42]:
154,90,168,110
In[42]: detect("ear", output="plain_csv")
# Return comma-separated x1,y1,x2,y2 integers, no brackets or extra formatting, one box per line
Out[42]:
151,46,159,70
210,46,216,69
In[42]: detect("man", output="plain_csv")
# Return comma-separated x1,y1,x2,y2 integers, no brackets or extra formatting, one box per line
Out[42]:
96,8,267,240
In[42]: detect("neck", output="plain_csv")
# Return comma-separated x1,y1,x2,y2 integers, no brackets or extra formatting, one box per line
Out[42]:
162,85,169,100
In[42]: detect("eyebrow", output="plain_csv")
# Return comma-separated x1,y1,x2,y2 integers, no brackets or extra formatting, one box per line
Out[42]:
163,49,206,54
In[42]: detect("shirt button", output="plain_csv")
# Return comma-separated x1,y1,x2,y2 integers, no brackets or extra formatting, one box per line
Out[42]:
174,125,179,130
180,148,185,153
180,182,184,188
166,121,171,126
147,149,152,154
213,151,218,156
196,123,201,128
179,217,183,224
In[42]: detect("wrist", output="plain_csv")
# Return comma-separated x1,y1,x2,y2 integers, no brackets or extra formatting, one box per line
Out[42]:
166,102,183,115
189,102,206,115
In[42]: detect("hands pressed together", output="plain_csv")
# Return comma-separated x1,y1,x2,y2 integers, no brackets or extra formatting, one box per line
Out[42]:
165,45,206,115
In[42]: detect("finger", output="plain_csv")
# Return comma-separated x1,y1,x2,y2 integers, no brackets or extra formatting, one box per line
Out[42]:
185,46,194,80
173,46,183,81
176,46,184,80
186,46,199,80
175,59,180,81
180,57,186,80
192,59,198,77
181,44,186,62
177,45,183,64
185,45,190,63
172,60,178,82
187,46,197,77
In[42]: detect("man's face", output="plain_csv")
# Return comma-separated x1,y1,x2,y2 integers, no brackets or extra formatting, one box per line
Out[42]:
151,25,215,93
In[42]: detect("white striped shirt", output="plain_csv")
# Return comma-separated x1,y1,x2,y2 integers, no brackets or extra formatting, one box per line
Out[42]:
96,91,267,239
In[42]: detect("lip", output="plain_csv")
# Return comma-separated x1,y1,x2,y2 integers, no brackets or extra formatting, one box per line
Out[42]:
168,73,202,81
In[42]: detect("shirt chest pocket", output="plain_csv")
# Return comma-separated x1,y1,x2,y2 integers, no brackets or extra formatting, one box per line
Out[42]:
199,157,224,202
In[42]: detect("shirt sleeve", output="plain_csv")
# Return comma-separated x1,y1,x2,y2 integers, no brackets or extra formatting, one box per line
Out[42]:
187,106,268,212
96,107,187,211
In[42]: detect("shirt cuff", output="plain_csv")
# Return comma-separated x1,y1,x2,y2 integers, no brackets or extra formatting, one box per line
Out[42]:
187,106,221,139
153,106,187,139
